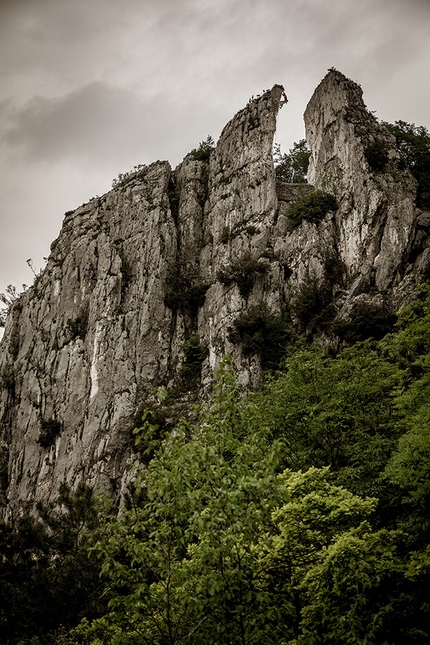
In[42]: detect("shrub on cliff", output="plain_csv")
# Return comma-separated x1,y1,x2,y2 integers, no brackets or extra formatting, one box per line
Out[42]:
217,253,268,298
191,135,215,161
228,303,293,369
364,137,389,171
180,335,208,384
37,418,63,448
164,262,209,319
288,189,338,228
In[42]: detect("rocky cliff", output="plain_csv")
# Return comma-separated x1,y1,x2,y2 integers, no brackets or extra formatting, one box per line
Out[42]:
0,70,428,518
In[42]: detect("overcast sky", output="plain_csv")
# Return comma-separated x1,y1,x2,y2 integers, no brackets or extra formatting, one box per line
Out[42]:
1,0,430,313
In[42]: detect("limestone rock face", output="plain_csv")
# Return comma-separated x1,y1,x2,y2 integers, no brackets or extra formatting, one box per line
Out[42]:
0,71,426,517
305,69,418,294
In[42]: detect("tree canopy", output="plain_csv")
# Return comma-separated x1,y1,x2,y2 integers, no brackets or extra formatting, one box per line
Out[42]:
273,140,310,184
384,120,430,209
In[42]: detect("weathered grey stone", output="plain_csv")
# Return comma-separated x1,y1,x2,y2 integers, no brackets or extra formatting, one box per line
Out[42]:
304,69,418,293
0,72,426,517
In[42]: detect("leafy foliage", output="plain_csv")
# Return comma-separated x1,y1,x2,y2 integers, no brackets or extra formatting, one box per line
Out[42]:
191,135,215,161
228,302,293,369
289,274,335,336
179,335,208,383
274,139,310,183
217,253,267,298
384,120,430,209
288,189,338,228
120,254,133,296
333,296,396,343
164,262,209,319
0,362,18,391
247,341,404,498
0,483,107,645
364,137,389,171
111,164,147,188
37,418,63,448
0,284,25,328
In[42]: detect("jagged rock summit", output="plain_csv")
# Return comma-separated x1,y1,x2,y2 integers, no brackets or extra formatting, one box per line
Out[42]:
0,70,427,518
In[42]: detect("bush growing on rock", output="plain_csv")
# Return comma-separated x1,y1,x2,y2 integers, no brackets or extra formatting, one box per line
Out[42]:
228,303,292,369
191,135,215,161
364,137,389,172
288,189,338,228
217,253,268,298
37,418,63,448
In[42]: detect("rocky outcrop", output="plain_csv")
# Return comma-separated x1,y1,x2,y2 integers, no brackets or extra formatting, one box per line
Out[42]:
305,69,418,294
0,71,427,518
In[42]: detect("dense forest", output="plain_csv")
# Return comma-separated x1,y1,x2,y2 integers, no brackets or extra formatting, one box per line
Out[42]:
1,121,430,644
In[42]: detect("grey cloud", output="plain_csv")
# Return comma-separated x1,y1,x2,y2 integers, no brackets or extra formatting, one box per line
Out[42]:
1,82,225,170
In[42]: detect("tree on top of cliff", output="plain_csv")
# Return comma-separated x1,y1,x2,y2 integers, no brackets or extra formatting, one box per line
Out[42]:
0,284,26,327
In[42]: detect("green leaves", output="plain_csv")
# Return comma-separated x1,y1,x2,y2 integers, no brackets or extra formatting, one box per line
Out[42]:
274,140,311,184
384,120,430,209
288,190,338,228
247,342,403,497
55,285,430,643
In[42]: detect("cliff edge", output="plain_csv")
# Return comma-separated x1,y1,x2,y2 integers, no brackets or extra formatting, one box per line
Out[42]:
0,71,428,518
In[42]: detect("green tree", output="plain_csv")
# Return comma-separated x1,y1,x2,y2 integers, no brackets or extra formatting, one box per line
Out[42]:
0,483,107,645
384,120,430,209
0,284,25,327
191,135,215,161
288,190,338,228
383,285,430,542
274,140,310,183
78,358,281,645
246,342,404,498
257,467,405,644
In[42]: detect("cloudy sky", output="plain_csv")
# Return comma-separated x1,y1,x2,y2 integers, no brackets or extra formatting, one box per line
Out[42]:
1,0,429,311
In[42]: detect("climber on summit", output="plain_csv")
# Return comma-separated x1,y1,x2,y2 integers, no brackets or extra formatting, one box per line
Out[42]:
280,91,288,107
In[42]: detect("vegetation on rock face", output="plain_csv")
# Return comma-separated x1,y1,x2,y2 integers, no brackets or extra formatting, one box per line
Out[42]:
164,262,208,320
333,296,396,343
37,418,63,448
119,254,133,296
228,303,293,369
0,362,18,391
111,164,147,188
290,274,336,335
288,189,338,228
0,285,24,328
384,120,430,209
217,253,268,298
191,135,215,161
364,137,389,172
179,335,208,384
